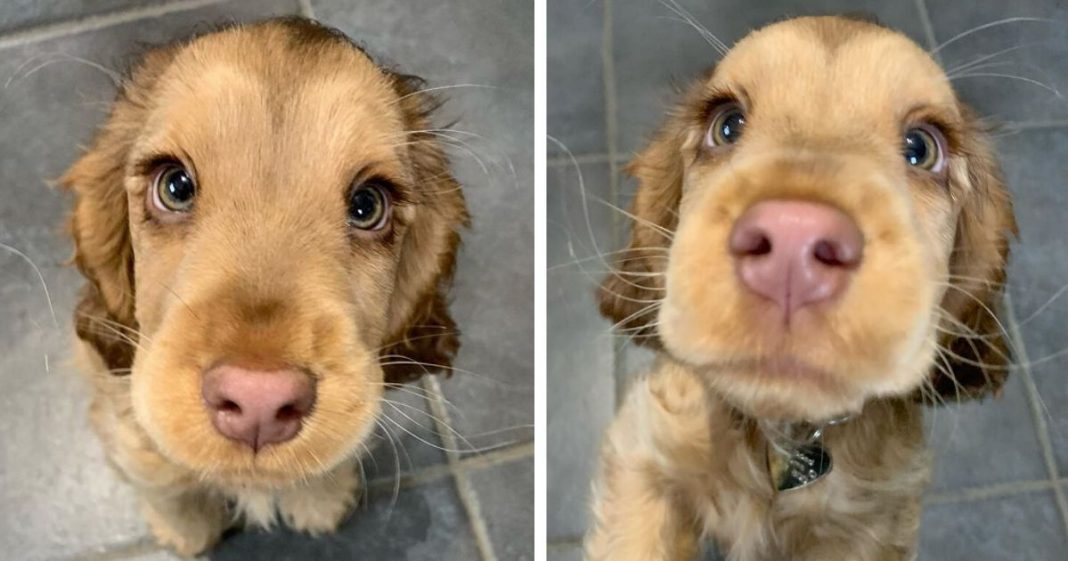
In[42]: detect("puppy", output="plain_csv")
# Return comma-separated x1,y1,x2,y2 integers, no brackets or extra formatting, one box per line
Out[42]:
585,16,1015,561
62,18,468,556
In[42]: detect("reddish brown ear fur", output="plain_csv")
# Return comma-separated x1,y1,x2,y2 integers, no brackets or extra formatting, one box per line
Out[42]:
926,106,1017,403
376,71,468,384
62,19,468,384
598,102,1016,403
62,46,178,374
597,119,684,350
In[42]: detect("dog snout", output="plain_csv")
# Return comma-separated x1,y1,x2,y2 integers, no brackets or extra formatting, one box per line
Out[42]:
201,364,317,451
729,200,863,317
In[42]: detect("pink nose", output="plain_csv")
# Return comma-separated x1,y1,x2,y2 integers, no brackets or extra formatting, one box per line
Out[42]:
729,200,863,317
201,364,316,451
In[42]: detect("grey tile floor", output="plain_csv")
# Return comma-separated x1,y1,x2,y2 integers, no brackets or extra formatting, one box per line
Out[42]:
0,1,532,560
548,1,1068,559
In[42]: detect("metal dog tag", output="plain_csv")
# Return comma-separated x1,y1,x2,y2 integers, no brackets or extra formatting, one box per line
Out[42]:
768,442,832,492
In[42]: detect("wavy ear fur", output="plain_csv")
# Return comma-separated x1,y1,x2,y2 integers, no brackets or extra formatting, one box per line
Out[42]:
597,123,684,349
924,106,1017,403
377,72,469,384
63,46,178,374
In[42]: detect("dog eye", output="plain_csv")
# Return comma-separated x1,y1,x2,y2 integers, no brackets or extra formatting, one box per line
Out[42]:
903,127,944,171
153,164,196,212
706,104,747,147
348,183,391,230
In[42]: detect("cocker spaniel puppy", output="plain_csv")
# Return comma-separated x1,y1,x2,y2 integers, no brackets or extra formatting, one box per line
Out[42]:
585,16,1015,561
63,18,467,556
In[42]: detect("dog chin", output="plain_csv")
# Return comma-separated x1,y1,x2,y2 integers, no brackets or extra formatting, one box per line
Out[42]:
667,351,870,421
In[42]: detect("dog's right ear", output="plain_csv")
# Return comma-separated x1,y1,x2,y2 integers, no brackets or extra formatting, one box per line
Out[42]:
61,46,177,373
596,126,685,349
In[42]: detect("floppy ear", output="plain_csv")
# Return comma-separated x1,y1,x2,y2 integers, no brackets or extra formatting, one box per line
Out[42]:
926,106,1017,403
597,125,685,349
378,74,469,384
62,46,177,374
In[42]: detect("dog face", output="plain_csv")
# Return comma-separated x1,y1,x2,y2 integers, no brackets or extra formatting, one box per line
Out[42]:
64,19,468,486
600,17,1015,421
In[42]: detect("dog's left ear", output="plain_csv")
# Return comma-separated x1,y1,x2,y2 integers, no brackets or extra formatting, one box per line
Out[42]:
925,105,1018,403
61,45,179,374
378,74,470,384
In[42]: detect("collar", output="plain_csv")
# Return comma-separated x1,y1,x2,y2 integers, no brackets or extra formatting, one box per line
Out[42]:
761,415,851,492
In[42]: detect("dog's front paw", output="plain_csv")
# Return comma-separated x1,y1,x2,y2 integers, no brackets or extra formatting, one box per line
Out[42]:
142,494,227,557
278,463,360,535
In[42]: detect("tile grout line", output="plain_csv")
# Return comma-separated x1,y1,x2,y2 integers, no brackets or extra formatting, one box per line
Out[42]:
366,440,535,493
1005,295,1068,536
0,0,229,50
1002,119,1068,132
925,478,1055,505
297,0,315,19
62,537,163,561
547,536,584,550
602,0,627,411
914,0,941,64
547,152,629,167
424,376,500,561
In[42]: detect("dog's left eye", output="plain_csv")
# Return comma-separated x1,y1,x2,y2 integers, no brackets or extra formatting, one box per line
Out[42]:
706,104,747,147
152,164,197,213
348,183,391,230
903,127,944,171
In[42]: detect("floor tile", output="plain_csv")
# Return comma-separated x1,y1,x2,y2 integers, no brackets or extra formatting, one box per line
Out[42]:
919,491,1068,560
364,386,446,483
312,0,536,456
925,375,1046,492
610,0,930,154
925,0,1068,124
468,456,535,560
0,0,160,35
1000,127,1068,471
206,478,479,561
548,0,606,156
549,543,582,561
0,259,147,561
547,162,617,540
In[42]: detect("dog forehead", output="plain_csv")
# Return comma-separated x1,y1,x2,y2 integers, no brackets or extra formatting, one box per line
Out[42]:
138,33,409,189
158,31,402,132
714,18,957,128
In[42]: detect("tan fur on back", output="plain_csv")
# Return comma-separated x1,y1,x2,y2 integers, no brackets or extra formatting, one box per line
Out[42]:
585,16,1015,560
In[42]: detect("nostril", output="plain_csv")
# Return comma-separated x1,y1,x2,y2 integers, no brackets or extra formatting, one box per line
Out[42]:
218,400,242,414
812,239,861,268
813,240,843,266
275,403,303,422
730,228,773,257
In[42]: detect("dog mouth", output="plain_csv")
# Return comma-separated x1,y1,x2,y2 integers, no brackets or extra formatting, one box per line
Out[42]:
694,354,838,388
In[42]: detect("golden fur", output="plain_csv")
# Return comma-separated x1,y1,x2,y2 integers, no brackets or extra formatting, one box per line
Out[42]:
63,18,468,556
586,17,1015,560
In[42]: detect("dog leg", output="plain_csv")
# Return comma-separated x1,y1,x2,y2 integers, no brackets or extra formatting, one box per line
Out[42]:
278,459,360,534
141,487,229,557
584,365,713,561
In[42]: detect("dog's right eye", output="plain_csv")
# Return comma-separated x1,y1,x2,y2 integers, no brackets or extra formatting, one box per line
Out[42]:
152,165,197,212
706,105,747,147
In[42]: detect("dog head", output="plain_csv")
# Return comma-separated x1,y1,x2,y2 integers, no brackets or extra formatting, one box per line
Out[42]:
64,18,468,486
600,16,1015,421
